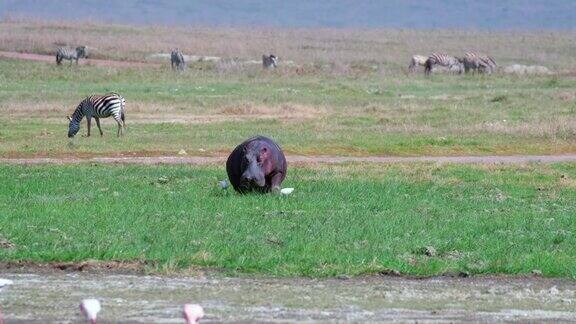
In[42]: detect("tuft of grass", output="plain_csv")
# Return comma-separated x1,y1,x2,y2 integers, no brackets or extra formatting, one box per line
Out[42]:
490,95,508,103
1,163,575,278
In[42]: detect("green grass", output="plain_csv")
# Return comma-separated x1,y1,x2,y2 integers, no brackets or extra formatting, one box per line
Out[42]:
1,163,575,278
2,22,576,281
1,58,576,157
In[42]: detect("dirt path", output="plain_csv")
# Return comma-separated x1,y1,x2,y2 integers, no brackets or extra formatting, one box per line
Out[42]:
0,272,574,322
0,50,160,68
2,154,576,165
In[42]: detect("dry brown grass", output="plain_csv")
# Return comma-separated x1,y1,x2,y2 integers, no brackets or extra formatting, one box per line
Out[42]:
2,19,576,73
218,102,324,119
466,118,576,139
0,100,325,124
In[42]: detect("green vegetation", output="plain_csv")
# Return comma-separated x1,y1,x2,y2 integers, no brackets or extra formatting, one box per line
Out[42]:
1,163,575,278
1,22,576,279
1,58,576,157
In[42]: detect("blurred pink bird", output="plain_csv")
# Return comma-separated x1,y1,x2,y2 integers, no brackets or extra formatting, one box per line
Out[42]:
183,304,204,324
80,299,101,324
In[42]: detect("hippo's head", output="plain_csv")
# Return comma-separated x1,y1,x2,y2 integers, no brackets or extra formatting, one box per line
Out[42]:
240,140,273,187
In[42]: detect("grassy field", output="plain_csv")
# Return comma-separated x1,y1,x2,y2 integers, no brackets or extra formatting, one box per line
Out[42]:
1,162,575,278
1,21,576,279
1,21,575,158
1,57,575,157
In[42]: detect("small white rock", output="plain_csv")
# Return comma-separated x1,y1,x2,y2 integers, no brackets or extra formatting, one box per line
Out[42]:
218,180,228,189
0,278,13,290
178,149,187,155
280,188,294,195
549,286,559,295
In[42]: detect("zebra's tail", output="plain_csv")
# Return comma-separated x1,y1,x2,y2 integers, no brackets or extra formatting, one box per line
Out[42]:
119,95,126,127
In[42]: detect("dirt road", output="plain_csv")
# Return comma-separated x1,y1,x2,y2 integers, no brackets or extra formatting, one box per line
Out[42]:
0,50,160,68
0,272,574,322
2,154,576,165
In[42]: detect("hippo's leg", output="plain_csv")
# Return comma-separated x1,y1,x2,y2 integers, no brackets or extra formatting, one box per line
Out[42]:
269,172,284,193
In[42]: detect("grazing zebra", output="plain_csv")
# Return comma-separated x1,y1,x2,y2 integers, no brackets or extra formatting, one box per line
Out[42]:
462,52,497,74
56,46,87,65
424,53,463,75
262,54,278,69
408,55,428,72
67,93,126,138
171,50,186,70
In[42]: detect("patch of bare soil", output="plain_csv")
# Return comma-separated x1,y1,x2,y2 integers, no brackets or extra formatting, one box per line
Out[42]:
0,150,182,160
218,103,325,122
0,51,160,68
0,260,147,275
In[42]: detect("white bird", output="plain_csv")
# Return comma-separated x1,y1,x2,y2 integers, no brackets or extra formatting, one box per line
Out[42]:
80,299,101,324
0,279,13,324
183,304,204,324
218,179,228,189
280,188,294,195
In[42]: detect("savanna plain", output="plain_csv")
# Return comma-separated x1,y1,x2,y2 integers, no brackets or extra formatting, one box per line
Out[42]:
0,20,576,280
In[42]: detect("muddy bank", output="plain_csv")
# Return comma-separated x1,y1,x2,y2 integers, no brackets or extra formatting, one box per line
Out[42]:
0,273,574,322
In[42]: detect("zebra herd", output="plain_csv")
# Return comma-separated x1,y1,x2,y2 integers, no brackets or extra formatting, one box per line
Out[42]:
54,44,493,76
410,52,497,75
55,46,279,71
57,46,494,138
59,48,279,138
170,50,279,71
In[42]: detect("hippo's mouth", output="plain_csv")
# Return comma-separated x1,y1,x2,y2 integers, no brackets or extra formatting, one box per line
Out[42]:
255,177,266,187
248,178,266,187
241,177,266,188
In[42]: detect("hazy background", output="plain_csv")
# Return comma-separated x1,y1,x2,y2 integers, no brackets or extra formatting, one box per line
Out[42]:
1,0,575,29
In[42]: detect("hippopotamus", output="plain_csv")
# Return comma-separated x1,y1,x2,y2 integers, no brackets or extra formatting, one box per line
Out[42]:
226,136,287,193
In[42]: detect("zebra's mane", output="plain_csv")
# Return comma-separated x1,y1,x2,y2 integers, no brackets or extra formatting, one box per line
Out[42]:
70,97,90,122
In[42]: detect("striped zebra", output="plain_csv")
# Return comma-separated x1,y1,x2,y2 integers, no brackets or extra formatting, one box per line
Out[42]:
56,46,87,65
462,52,497,74
171,50,186,70
262,54,278,69
67,93,126,138
424,53,463,75
408,55,428,72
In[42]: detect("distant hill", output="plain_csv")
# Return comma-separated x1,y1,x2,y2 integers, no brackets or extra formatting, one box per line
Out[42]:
1,0,575,29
